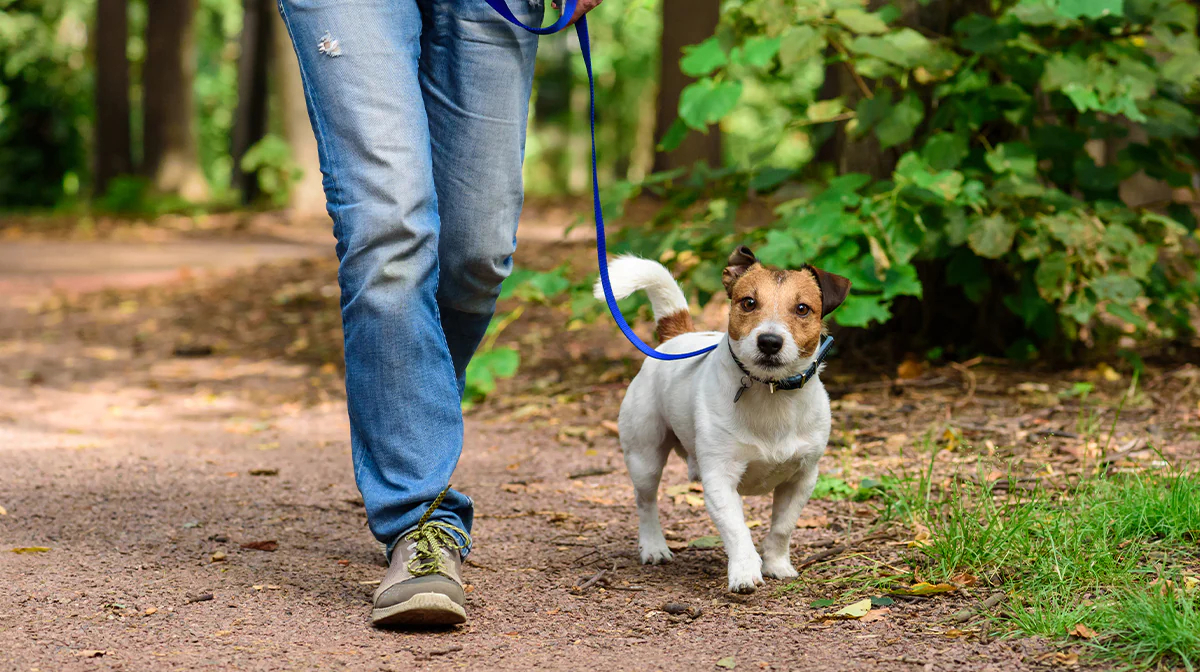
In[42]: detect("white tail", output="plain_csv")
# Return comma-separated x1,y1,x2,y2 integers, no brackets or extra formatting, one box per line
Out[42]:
594,256,690,323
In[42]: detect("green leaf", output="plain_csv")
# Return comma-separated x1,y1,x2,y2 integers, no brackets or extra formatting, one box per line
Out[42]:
1055,0,1124,19
1091,274,1142,303
833,294,892,327
735,36,781,68
834,8,890,34
985,142,1037,178
811,598,836,608
678,80,743,131
779,26,826,69
716,656,737,669
968,215,1018,258
847,29,934,68
921,132,969,170
688,535,723,549
680,38,727,78
657,118,689,153
875,92,924,148
1034,253,1071,301
871,596,896,607
806,99,846,123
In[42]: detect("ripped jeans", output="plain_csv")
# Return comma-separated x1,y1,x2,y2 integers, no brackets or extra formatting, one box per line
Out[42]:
276,0,543,556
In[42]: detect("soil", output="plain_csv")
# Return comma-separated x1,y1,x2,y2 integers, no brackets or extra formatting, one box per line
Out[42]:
3,215,1195,671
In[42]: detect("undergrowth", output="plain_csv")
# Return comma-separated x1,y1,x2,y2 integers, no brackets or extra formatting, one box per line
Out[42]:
895,468,1200,669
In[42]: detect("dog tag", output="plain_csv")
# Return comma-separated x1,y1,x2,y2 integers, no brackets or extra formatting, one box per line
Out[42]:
734,378,751,403
769,382,776,394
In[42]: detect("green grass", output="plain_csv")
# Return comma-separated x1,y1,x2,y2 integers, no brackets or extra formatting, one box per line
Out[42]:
893,469,1200,670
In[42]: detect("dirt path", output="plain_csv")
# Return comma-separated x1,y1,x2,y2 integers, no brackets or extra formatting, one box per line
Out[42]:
1,233,1065,671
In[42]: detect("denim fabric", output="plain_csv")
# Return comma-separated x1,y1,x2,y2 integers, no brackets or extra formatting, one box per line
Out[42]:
277,0,543,555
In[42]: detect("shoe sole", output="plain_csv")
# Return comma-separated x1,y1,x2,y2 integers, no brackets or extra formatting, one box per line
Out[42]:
371,591,466,627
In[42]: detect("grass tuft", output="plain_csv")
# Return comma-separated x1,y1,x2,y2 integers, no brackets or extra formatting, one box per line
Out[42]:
890,469,1200,669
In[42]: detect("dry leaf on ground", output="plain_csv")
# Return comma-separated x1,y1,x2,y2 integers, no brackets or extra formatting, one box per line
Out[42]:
831,598,873,619
892,582,957,596
240,540,278,552
1070,624,1097,639
11,547,50,554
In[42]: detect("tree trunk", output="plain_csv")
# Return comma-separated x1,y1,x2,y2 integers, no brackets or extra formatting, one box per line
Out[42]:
143,0,208,200
273,8,327,219
231,0,274,203
652,0,721,173
94,0,132,196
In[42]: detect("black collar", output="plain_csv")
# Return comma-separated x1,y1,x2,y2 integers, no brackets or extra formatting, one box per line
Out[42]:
729,335,835,403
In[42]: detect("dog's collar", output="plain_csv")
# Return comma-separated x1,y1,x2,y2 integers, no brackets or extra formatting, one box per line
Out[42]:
729,335,835,403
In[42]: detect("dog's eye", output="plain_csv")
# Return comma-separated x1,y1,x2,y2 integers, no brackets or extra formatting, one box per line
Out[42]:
795,303,811,316
739,297,757,312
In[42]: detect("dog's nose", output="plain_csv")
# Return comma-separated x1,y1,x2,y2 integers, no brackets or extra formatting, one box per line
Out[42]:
757,333,784,356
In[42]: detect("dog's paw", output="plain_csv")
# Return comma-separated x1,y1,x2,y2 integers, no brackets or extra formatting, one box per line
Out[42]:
639,542,674,565
762,557,799,580
726,558,764,594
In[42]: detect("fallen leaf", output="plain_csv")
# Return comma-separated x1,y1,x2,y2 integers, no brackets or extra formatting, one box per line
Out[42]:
870,596,895,607
75,650,107,658
600,421,620,436
337,559,350,566
860,607,890,623
358,580,381,586
684,493,705,508
248,468,278,477
688,535,723,549
1052,651,1079,667
11,547,50,554
211,551,227,563
832,598,873,619
950,572,977,587
795,514,828,529
897,356,925,380
716,656,737,669
1070,623,1097,639
143,607,157,617
891,582,957,596
810,598,835,608
0,505,6,516
745,519,762,529
240,540,278,552
185,592,214,604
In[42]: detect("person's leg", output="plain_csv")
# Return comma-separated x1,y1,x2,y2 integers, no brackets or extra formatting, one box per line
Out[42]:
417,0,543,389
276,0,472,555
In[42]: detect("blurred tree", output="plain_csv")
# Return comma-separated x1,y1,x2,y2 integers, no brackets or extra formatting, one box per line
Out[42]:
143,0,209,200
272,9,325,218
653,0,721,172
231,0,272,202
94,0,133,195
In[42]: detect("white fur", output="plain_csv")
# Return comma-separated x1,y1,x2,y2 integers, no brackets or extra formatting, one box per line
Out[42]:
594,256,689,322
605,258,831,594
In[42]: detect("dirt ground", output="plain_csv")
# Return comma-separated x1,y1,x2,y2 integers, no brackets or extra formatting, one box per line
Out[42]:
2,215,1197,671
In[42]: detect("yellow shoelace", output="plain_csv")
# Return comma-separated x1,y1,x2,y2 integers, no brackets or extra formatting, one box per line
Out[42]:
402,485,471,578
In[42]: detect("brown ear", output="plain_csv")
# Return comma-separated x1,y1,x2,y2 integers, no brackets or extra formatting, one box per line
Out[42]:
722,246,758,296
807,266,851,317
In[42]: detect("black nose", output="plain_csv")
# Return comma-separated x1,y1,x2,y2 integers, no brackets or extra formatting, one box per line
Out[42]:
757,333,783,356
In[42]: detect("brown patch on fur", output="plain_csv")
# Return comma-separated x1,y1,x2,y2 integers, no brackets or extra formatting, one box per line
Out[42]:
656,309,695,342
726,266,826,357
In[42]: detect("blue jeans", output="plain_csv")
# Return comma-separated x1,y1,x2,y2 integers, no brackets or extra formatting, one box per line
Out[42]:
277,0,543,555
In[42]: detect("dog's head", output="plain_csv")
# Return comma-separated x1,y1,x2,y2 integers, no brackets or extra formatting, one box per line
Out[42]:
722,246,851,379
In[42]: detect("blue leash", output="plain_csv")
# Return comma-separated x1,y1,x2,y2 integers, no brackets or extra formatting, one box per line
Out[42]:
483,0,716,361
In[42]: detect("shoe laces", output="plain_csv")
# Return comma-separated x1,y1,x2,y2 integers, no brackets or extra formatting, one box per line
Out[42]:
402,485,471,578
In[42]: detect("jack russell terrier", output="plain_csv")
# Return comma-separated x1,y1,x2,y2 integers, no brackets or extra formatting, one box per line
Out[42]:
595,246,850,593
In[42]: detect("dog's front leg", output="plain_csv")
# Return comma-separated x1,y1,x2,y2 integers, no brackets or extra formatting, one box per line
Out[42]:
761,461,819,580
700,465,762,594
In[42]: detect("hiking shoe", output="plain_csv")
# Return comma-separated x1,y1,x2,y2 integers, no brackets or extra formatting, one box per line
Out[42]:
371,488,470,627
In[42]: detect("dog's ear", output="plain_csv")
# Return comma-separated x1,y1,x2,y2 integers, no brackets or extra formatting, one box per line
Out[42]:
722,246,758,296
807,266,851,317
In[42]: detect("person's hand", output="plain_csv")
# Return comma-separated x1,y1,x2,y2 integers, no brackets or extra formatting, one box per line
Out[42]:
551,0,603,25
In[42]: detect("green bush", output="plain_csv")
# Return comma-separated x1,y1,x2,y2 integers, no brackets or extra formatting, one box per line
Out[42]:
607,0,1200,359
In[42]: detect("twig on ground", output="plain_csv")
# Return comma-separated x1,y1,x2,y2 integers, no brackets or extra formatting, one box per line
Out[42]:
568,467,616,480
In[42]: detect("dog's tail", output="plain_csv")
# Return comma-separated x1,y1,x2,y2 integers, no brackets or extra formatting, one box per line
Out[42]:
594,256,695,342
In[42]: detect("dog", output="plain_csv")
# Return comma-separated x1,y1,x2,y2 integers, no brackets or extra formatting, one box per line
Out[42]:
595,246,850,593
